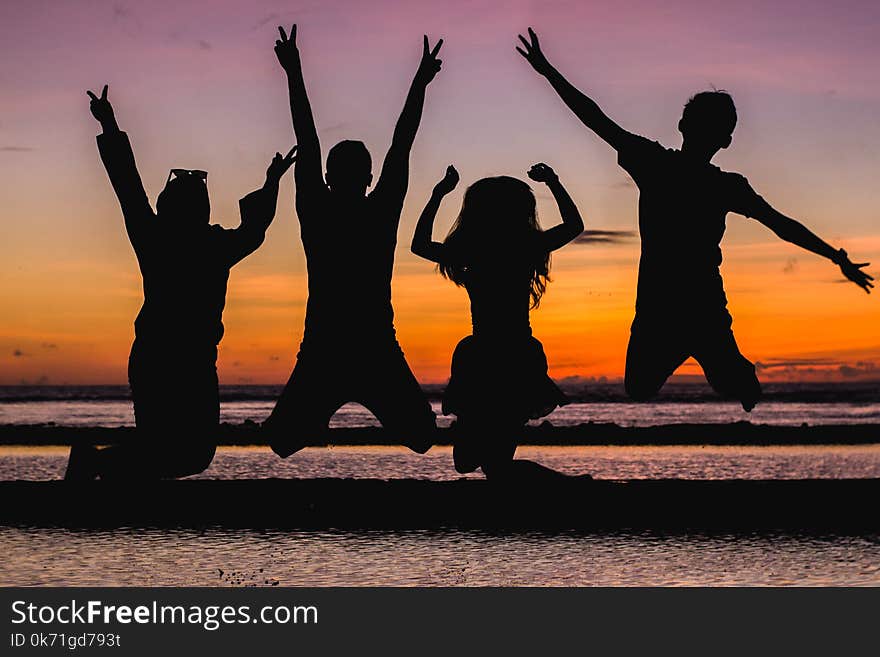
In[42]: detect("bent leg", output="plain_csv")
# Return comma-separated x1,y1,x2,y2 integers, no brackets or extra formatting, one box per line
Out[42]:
449,416,517,476
263,349,342,458
360,344,437,454
624,320,689,402
94,345,219,480
694,328,762,412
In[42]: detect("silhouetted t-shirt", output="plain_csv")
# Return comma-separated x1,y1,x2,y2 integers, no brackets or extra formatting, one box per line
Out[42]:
97,131,277,350
294,175,406,348
617,134,765,318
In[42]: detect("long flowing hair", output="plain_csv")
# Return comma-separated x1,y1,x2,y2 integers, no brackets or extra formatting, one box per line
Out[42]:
439,176,550,308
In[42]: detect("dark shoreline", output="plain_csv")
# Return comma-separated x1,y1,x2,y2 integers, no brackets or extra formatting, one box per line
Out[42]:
2,478,878,530
1,421,878,447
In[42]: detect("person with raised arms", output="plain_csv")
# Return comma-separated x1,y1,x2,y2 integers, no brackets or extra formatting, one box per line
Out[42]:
264,26,443,457
412,163,586,480
516,28,873,411
66,85,294,480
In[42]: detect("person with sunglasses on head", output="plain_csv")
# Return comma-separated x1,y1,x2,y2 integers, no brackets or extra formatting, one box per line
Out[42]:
264,25,443,458
65,85,296,480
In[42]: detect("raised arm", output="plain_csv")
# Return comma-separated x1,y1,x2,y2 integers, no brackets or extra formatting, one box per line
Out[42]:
517,28,632,151
750,199,873,293
275,25,324,194
87,85,154,250
225,147,296,266
527,163,584,252
373,36,444,203
411,165,459,263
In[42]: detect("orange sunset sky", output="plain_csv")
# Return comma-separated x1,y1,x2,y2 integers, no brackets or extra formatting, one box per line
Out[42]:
1,0,878,385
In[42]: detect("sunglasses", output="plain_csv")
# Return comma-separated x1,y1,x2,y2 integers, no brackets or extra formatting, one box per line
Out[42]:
166,169,208,184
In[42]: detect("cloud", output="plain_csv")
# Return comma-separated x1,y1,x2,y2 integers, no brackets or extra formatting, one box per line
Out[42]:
251,13,281,31
755,358,839,370
112,2,141,33
320,122,350,135
755,358,878,381
196,39,212,51
838,361,877,378
0,146,34,152
573,230,637,245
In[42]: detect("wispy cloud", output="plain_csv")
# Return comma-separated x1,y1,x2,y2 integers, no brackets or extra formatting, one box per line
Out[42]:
756,358,877,380
573,230,637,245
839,361,877,378
251,13,281,31
111,2,141,34
0,146,34,152
756,358,839,370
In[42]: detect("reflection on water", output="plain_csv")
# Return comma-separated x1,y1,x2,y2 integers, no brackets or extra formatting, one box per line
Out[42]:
2,444,880,481
1,526,878,586
4,445,879,586
2,400,879,428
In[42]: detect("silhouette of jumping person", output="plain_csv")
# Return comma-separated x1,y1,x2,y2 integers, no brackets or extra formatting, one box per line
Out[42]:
65,85,295,480
264,26,442,457
412,164,585,480
517,28,874,411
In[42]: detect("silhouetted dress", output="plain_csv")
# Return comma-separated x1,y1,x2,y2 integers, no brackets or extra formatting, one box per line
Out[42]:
443,258,567,426
96,129,279,477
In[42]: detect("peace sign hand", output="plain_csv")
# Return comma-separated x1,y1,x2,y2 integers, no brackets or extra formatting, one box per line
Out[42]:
516,27,551,76
274,24,300,71
266,146,297,182
86,85,115,127
416,35,444,84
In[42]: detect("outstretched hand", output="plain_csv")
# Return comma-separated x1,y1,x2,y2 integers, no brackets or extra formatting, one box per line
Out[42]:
266,146,297,182
275,24,300,71
527,162,558,184
416,36,443,84
86,85,115,126
837,252,874,293
434,165,459,195
516,27,551,75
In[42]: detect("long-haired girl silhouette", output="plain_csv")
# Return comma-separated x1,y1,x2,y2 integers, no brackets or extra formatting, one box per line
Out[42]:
412,164,587,480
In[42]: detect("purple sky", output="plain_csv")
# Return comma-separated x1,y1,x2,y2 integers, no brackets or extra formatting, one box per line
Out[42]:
1,0,878,383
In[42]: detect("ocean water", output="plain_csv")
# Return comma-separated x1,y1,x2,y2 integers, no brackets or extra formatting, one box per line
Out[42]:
2,399,880,429
1,526,878,586
3,444,880,481
1,382,879,429
3,385,878,587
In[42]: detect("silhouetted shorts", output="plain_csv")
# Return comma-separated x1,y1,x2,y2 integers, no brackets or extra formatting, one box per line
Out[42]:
265,339,436,455
624,311,761,407
123,338,219,476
